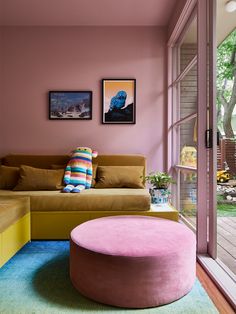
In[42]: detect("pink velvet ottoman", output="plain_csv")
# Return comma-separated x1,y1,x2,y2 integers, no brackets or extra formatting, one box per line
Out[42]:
70,216,196,308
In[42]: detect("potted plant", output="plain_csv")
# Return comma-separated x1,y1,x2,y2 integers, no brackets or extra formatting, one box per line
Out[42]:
143,172,175,204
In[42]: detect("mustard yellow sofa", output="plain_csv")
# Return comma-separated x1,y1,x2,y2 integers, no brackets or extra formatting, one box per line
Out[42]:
0,154,178,242
0,196,30,267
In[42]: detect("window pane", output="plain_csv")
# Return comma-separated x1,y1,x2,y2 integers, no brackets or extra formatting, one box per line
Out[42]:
180,17,197,72
180,171,197,225
178,17,197,120
179,64,197,119
177,118,197,167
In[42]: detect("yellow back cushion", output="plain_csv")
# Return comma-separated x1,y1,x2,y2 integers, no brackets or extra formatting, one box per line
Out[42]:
0,165,20,189
14,165,64,191
95,166,144,189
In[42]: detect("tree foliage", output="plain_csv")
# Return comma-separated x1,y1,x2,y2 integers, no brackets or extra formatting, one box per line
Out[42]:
217,29,236,138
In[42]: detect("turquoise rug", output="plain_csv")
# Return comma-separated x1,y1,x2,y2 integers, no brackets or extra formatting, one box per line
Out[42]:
0,241,218,314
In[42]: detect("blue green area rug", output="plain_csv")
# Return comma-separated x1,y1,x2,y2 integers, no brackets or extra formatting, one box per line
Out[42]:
0,241,218,314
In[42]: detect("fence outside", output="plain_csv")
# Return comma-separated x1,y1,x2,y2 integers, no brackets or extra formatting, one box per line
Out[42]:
217,138,236,176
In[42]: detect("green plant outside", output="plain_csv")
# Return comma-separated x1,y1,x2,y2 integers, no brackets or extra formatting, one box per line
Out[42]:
181,195,236,217
217,195,236,217
217,28,236,137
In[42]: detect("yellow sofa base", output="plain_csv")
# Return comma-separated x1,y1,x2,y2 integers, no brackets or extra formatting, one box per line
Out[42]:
0,213,31,268
31,207,178,239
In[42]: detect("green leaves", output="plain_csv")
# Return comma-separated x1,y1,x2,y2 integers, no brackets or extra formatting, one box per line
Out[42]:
217,29,236,93
143,172,175,189
217,28,236,136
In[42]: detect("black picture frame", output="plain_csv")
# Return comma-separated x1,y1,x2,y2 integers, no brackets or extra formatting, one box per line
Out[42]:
49,91,92,120
102,79,136,124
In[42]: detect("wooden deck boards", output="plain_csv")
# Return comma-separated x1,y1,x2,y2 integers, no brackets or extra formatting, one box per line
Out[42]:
183,216,236,275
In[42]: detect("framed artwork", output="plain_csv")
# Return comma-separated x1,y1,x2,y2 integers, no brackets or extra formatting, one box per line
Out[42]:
102,79,136,124
49,91,92,120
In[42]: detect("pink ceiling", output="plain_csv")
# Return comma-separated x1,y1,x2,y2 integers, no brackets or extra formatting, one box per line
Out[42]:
0,0,178,26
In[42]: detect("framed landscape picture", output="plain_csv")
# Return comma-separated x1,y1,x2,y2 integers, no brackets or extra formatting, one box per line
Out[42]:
49,91,92,120
102,79,136,124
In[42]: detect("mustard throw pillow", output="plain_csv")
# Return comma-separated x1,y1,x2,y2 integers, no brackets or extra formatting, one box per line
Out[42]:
0,165,20,189
91,164,98,187
95,166,144,189
14,165,64,191
51,164,98,187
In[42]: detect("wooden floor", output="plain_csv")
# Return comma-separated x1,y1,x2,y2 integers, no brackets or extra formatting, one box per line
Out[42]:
217,217,236,276
185,216,236,276
196,263,235,314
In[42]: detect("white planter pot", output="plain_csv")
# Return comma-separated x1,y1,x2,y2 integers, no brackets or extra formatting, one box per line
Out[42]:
149,188,169,204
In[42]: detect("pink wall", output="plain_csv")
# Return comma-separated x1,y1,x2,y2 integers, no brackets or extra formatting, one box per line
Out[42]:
0,26,166,172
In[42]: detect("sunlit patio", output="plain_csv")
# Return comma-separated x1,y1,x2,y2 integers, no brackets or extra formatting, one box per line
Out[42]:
185,215,236,276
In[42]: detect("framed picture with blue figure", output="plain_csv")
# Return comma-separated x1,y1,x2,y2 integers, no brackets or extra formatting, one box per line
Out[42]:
102,79,136,124
49,91,92,120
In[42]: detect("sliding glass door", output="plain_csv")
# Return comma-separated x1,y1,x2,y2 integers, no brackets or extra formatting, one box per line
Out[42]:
168,0,216,255
168,0,236,305
215,0,236,277
173,18,198,226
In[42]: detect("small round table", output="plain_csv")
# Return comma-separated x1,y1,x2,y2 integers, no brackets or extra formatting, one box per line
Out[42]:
70,215,196,308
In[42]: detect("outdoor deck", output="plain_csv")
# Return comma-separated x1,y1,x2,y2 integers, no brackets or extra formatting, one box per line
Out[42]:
184,216,236,277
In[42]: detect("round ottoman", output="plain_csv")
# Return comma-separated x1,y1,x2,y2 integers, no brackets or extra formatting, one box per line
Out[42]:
70,216,196,308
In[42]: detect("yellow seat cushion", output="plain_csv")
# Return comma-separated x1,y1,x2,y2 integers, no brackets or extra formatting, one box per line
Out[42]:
0,189,150,212
0,197,30,233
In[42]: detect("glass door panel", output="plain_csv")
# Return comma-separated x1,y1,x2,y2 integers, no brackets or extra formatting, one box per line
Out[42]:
169,0,236,305
180,171,197,223
180,17,197,71
170,11,198,230
177,118,197,167
180,65,197,119
215,3,236,276
179,18,197,72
